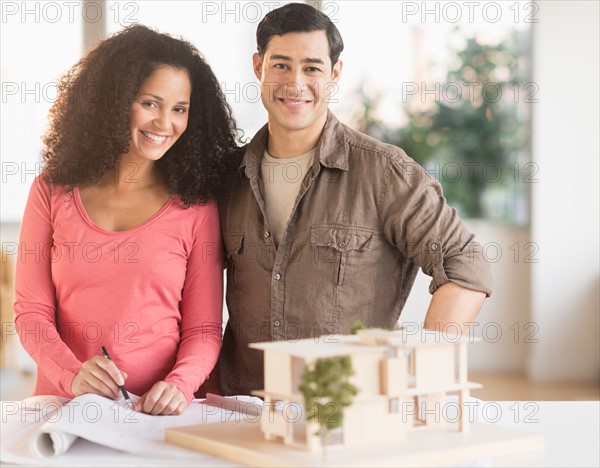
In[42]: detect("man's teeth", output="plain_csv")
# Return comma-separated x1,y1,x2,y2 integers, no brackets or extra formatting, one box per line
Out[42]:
141,131,167,143
283,99,306,105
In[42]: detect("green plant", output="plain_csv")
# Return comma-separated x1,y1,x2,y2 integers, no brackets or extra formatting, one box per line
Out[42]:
350,320,366,334
350,29,529,221
299,356,359,453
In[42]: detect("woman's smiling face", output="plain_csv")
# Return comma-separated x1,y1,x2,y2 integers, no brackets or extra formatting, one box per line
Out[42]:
126,65,191,162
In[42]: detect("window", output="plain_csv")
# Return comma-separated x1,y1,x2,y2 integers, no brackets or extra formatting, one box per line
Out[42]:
1,2,83,221
332,1,534,224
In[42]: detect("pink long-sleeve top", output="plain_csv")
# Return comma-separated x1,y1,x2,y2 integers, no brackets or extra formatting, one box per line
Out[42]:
14,175,223,403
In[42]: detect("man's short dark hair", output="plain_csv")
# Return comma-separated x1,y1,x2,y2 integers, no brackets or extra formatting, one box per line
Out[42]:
256,3,344,65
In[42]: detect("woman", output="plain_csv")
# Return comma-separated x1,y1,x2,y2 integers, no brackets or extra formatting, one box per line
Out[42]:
14,25,238,415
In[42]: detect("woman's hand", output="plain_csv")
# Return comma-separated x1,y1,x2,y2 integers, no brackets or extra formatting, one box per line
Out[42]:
71,355,128,399
134,381,187,415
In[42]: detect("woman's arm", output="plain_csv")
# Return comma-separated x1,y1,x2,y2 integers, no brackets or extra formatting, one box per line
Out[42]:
14,177,83,396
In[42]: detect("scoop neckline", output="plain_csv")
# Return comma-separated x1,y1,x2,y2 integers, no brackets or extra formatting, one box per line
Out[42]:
73,186,176,235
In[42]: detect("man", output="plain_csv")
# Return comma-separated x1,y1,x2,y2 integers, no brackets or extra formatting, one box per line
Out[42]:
216,3,492,396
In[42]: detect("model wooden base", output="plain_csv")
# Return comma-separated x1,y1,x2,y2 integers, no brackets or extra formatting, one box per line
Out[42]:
165,419,544,467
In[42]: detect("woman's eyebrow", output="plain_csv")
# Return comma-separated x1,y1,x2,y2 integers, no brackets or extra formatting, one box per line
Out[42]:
138,93,190,105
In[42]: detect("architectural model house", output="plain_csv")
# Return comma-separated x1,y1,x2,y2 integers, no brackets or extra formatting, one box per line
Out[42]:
251,328,481,451
166,329,544,467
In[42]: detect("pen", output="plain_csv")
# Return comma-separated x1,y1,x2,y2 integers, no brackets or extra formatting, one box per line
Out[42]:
100,346,132,406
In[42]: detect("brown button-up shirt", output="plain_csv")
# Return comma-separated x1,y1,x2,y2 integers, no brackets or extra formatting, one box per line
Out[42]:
217,112,492,396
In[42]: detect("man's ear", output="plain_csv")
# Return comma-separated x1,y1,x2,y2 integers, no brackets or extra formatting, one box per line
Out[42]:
252,53,263,80
331,60,343,83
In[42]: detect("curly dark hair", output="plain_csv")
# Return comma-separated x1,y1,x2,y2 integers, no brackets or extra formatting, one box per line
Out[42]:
42,24,239,205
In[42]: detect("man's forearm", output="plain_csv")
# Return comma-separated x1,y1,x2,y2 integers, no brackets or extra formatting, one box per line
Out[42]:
424,281,486,334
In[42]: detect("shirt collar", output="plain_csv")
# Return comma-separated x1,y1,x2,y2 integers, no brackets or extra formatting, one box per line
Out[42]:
240,111,350,178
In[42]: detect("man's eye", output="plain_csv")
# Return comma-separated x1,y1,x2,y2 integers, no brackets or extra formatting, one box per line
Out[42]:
274,63,287,69
306,67,321,73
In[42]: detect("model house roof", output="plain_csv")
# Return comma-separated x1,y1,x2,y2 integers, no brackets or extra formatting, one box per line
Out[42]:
249,329,478,359
249,335,387,358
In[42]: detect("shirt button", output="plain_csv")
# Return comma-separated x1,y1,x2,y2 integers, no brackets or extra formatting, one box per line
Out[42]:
273,320,281,327
430,243,438,251
264,231,271,238
274,273,282,281
339,241,347,248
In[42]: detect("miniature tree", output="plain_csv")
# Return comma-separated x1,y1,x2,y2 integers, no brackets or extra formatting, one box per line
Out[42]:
350,320,366,334
299,356,359,455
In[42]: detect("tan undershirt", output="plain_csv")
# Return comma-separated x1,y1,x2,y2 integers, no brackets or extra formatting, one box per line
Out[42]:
261,149,316,245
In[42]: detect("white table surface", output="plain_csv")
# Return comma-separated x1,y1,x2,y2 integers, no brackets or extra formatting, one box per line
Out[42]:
1,400,598,467
464,400,599,467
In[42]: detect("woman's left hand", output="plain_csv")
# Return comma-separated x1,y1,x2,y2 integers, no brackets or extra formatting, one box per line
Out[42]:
134,381,187,415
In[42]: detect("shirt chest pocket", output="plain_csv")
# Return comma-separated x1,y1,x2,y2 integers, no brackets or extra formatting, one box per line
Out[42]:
310,225,375,286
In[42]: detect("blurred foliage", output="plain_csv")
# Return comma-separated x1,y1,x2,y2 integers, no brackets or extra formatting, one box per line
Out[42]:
351,29,529,220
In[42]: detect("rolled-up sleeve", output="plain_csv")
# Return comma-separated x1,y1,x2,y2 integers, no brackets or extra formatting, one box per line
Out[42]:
378,150,493,297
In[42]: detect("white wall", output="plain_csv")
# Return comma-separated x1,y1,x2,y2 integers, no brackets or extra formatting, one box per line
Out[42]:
528,1,600,382
402,221,533,374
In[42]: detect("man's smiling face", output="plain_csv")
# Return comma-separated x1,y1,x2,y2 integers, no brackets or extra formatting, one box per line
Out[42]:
253,30,342,139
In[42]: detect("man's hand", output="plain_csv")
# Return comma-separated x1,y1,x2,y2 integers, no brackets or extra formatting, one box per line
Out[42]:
134,381,187,415
71,356,128,399
424,281,486,334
